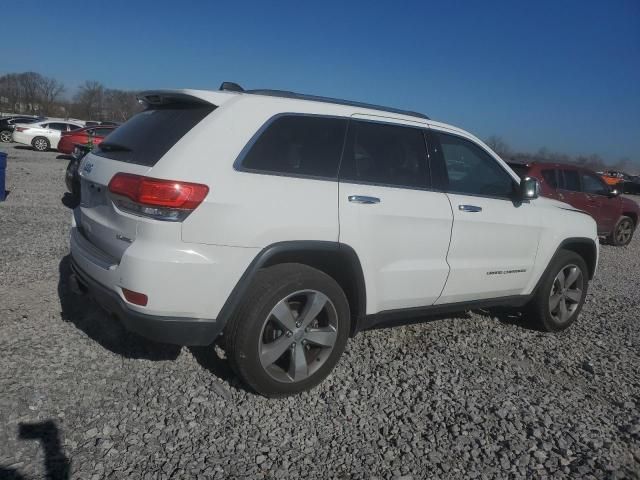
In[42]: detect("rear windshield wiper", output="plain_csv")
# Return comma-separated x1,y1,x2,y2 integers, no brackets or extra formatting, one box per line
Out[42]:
99,142,131,152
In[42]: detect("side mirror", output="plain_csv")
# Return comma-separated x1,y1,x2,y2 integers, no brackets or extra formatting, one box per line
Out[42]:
520,177,540,200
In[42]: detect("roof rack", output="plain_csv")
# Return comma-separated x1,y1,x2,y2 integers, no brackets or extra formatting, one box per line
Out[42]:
218,82,429,120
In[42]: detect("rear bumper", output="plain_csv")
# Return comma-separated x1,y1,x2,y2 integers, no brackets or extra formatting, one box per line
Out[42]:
11,131,33,146
70,259,223,346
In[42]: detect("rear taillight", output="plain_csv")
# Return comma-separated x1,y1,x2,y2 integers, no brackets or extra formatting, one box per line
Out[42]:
15,127,29,132
108,173,209,221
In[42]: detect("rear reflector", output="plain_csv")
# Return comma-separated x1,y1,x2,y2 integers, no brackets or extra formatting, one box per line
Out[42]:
122,288,148,306
108,173,209,221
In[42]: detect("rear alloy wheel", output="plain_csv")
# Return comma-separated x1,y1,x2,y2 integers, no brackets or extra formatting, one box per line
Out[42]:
612,216,634,246
224,263,350,397
526,249,588,332
32,137,50,152
0,130,12,142
259,290,338,384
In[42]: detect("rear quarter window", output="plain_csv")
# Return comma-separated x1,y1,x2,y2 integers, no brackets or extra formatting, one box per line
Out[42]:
240,115,348,178
94,103,215,166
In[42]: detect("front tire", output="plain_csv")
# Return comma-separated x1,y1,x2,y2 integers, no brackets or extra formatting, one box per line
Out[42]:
32,136,50,152
611,216,634,246
526,250,588,332
224,263,350,397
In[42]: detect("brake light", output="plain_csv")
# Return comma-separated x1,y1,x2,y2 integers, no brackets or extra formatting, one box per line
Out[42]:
108,173,209,221
15,127,29,132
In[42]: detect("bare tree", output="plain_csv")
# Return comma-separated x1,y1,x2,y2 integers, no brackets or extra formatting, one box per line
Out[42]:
38,77,65,116
103,89,142,121
485,135,511,157
0,73,23,113
74,80,105,120
19,72,43,113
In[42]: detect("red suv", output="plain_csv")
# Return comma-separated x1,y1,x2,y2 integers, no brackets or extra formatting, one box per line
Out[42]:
509,161,638,246
57,126,115,155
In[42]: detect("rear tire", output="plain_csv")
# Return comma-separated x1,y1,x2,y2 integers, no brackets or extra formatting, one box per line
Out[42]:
610,216,634,246
224,263,350,397
526,250,588,332
32,136,50,152
0,129,12,142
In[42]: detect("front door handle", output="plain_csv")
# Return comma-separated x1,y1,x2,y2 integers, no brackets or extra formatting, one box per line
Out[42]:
348,195,380,204
458,204,482,213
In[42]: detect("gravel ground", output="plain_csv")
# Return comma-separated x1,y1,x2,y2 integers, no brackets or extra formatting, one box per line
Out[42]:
0,143,639,480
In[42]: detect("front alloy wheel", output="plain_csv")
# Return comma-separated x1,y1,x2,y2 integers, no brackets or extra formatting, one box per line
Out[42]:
548,264,583,324
526,249,588,332
614,218,634,246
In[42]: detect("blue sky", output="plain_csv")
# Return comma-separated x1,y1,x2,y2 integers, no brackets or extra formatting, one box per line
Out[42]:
3,0,639,164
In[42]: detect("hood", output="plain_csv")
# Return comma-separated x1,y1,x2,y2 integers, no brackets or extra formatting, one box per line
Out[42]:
538,196,578,210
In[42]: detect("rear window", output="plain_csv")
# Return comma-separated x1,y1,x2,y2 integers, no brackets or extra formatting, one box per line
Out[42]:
94,103,215,166
93,128,114,137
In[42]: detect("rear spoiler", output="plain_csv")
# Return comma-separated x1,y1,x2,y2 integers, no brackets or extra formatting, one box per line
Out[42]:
137,89,236,108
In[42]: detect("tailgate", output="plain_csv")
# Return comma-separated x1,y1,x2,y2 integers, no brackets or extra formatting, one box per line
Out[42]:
78,153,149,261
74,91,217,261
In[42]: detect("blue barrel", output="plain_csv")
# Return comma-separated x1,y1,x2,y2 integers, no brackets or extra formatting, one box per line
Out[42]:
0,151,6,201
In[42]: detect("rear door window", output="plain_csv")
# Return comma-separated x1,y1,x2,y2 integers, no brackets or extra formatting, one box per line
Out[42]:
340,120,429,189
561,169,580,191
241,115,347,178
94,103,215,166
541,169,558,188
48,123,68,131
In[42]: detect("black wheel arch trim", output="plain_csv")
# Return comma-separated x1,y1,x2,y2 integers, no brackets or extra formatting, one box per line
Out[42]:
535,237,597,289
216,241,367,336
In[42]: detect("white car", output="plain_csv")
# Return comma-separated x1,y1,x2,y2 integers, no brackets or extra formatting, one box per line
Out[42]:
70,83,599,396
12,120,84,151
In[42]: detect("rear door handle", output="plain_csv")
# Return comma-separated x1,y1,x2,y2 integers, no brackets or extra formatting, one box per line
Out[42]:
348,195,380,204
458,204,482,212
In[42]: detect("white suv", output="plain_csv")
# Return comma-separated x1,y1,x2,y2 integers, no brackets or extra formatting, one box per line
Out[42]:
69,83,599,396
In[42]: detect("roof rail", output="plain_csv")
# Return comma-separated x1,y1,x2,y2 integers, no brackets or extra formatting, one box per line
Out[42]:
217,82,429,120
219,81,244,92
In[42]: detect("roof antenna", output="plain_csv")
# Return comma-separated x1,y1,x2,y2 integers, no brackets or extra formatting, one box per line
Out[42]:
219,82,244,92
